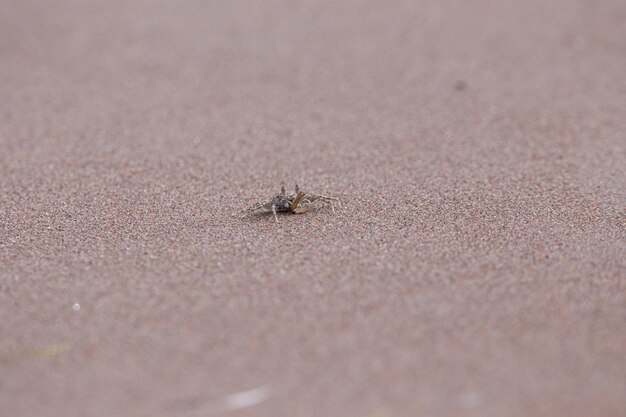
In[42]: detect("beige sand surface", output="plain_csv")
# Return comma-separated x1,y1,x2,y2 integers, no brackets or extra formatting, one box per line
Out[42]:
1,1,625,416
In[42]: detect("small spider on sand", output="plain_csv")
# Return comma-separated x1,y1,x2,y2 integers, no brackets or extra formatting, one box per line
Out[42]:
242,184,339,222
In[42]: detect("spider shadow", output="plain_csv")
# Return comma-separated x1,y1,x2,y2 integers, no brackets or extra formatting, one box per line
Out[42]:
241,209,323,225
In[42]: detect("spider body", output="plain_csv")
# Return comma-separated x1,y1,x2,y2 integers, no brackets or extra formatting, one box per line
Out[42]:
243,185,339,222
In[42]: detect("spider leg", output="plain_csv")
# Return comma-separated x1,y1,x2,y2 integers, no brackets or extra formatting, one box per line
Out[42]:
305,195,340,212
295,184,300,194
291,196,310,214
290,191,306,212
242,200,271,217
272,204,278,222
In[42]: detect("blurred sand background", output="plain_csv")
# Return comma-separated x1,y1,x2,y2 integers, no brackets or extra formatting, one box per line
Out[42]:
1,0,625,416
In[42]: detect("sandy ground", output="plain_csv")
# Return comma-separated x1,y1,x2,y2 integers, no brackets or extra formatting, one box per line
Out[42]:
1,0,625,416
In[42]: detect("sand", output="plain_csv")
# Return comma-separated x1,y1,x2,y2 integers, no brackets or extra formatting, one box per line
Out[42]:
1,0,625,416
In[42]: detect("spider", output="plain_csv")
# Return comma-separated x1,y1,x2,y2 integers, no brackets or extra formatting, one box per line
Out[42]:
242,184,339,222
